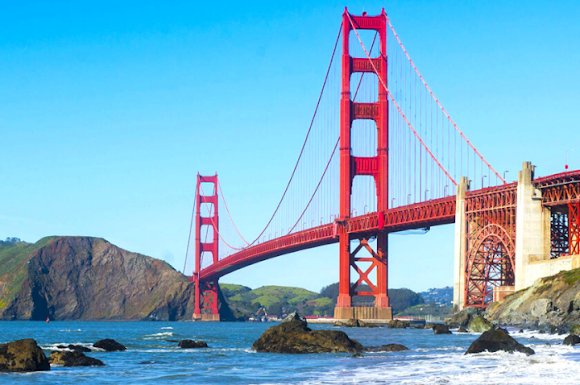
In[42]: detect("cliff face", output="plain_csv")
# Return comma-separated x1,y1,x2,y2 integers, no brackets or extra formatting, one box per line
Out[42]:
0,237,194,320
486,268,580,330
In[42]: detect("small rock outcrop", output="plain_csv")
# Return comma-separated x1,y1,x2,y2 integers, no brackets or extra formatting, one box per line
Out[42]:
56,344,91,352
334,319,378,328
446,307,481,328
364,343,408,352
93,339,126,352
334,319,359,327
466,327,535,355
252,312,363,354
178,340,208,349
387,319,409,329
49,351,104,367
467,315,493,333
433,324,452,335
0,339,50,372
458,326,468,333
563,334,580,346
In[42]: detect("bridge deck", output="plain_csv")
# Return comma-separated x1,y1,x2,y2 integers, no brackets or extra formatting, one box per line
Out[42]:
200,170,580,281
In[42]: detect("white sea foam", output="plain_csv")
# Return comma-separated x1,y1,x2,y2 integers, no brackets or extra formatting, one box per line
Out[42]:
40,342,93,351
58,328,82,332
143,332,174,339
299,345,580,385
160,326,174,330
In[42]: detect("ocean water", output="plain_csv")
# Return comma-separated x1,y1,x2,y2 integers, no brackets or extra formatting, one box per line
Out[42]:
0,321,578,384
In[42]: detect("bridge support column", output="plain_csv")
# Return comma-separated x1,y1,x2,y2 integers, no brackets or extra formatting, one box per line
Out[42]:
192,174,221,321
453,177,469,310
334,9,392,321
515,161,549,290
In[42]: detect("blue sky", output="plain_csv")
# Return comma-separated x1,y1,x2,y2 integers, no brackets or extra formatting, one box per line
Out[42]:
1,1,579,292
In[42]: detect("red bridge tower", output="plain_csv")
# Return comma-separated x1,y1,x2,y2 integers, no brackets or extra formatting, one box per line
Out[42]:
192,174,220,321
334,9,393,320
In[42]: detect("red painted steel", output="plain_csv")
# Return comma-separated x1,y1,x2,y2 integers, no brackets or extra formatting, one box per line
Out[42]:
199,198,457,282
336,8,390,314
193,172,580,312
569,202,580,255
193,174,220,320
464,183,516,307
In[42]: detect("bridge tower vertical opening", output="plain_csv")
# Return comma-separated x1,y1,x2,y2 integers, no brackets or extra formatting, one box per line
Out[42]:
335,8,392,320
193,174,221,321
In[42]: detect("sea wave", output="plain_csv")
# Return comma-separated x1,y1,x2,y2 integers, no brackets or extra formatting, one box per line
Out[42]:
40,342,94,351
143,332,174,339
300,345,580,385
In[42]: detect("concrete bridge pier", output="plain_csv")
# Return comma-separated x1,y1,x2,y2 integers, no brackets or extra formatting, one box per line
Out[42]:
452,177,469,310
515,161,548,290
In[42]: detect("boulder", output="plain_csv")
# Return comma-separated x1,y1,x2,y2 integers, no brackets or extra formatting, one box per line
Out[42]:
467,315,493,333
466,327,534,355
364,343,408,352
252,312,363,354
178,340,208,349
357,320,379,328
458,326,468,333
0,339,50,372
334,319,359,327
387,319,409,329
49,351,104,367
563,334,580,346
93,339,126,352
433,324,452,335
446,307,480,328
56,344,91,353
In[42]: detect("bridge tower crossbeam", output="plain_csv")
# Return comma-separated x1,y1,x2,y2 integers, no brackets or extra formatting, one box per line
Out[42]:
334,9,392,320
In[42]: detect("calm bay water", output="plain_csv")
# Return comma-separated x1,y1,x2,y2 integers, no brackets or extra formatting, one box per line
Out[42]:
0,321,578,384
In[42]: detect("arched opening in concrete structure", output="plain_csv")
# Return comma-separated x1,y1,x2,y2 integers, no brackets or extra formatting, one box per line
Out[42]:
464,224,515,308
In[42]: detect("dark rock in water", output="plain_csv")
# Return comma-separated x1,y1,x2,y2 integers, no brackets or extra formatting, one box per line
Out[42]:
458,326,468,333
56,344,91,353
519,329,524,333
433,324,452,335
387,319,409,329
178,340,208,349
0,339,50,372
252,312,363,354
334,318,358,327
93,339,126,352
496,326,509,335
49,351,104,367
334,319,378,328
563,334,580,346
364,343,408,352
466,327,535,355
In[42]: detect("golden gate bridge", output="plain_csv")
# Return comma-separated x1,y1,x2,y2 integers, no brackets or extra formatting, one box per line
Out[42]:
185,9,580,321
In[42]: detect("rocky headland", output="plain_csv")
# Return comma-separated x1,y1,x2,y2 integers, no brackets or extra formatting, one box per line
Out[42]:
0,236,194,320
486,267,580,332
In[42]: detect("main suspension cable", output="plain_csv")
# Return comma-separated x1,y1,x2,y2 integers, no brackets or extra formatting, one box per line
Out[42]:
386,17,506,184
347,12,457,186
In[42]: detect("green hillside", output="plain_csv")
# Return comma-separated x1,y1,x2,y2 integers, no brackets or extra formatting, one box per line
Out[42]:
220,284,334,319
220,283,426,319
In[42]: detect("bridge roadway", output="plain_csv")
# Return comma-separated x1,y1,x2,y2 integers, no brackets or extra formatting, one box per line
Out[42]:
199,170,580,282
199,195,464,281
